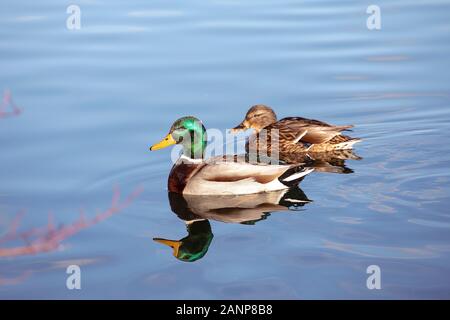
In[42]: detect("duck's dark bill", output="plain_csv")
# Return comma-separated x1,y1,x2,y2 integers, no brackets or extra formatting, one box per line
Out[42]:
150,134,176,151
230,121,248,133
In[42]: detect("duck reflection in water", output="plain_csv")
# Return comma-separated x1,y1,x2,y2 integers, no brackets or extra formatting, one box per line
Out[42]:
154,187,311,262
153,149,361,262
280,149,362,174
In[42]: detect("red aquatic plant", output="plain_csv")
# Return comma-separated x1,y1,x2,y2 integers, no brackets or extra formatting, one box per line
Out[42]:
0,271,32,286
0,185,144,258
0,89,22,119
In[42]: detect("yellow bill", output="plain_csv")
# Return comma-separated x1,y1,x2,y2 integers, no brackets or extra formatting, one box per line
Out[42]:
153,238,182,257
150,134,176,151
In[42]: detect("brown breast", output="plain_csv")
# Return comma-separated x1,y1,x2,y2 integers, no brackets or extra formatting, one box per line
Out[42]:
168,161,204,194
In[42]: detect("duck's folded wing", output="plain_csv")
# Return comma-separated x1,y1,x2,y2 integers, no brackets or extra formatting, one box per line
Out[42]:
199,160,290,184
277,118,353,144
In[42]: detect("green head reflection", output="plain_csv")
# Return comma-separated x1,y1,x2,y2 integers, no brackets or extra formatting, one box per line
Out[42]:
153,219,213,262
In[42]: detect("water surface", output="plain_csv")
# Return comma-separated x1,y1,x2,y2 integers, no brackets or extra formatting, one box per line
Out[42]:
1,0,450,299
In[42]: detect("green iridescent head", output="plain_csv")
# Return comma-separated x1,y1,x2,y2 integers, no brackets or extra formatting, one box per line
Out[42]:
153,220,213,262
150,116,207,159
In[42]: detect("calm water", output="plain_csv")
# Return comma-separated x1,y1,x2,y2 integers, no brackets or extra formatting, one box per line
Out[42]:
1,0,450,299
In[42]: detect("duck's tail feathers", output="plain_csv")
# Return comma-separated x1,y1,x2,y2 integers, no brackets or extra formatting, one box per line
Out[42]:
332,125,354,132
332,137,362,150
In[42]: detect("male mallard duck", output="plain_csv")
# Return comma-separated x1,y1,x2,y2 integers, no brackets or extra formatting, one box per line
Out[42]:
231,105,361,153
167,188,310,224
149,116,314,195
153,188,311,262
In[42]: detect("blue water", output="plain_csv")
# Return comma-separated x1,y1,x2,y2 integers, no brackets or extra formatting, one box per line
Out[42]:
1,0,450,299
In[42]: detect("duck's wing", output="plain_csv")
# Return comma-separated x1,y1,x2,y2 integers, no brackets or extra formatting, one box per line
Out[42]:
200,157,292,184
183,156,313,195
276,117,354,144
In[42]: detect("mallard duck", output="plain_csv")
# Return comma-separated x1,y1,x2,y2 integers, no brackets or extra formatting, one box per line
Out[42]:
167,188,310,224
153,188,311,262
149,116,314,195
231,105,361,153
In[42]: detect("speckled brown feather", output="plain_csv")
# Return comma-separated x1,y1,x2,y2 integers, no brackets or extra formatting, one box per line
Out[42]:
278,149,362,174
234,105,361,154
246,119,360,154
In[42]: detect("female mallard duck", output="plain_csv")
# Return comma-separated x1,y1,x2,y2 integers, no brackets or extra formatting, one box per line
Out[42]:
231,105,361,153
149,116,314,196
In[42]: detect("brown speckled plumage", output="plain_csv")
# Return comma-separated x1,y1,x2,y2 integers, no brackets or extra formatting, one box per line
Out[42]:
232,105,361,154
278,149,362,174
